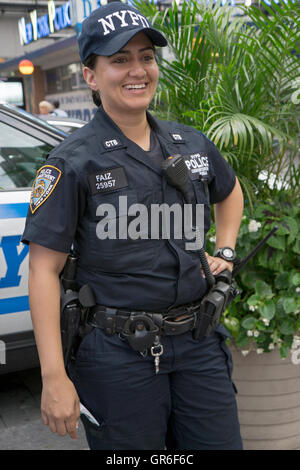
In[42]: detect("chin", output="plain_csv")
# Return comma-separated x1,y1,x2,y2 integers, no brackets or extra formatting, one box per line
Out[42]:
121,100,151,113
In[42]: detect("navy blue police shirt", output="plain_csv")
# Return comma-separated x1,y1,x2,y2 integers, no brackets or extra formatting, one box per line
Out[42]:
22,106,236,311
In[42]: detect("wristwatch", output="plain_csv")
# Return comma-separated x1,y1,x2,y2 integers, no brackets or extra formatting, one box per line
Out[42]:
214,247,238,264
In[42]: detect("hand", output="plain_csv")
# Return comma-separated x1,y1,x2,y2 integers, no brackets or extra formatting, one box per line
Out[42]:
202,252,233,277
41,373,80,439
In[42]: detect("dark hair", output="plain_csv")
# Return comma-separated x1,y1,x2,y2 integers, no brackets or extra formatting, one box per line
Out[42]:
52,100,60,109
84,53,101,107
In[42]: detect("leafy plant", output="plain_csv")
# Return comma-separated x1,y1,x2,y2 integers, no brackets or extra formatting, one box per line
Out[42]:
206,191,300,358
134,0,300,207
133,0,300,357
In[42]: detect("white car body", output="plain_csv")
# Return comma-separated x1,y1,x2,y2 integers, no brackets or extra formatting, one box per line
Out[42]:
0,189,31,335
0,104,81,373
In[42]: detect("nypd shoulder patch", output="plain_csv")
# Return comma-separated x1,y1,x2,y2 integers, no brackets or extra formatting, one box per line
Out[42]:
30,165,61,214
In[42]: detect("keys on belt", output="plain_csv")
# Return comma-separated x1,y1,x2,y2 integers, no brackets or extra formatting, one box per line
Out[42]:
87,304,201,375
151,336,164,374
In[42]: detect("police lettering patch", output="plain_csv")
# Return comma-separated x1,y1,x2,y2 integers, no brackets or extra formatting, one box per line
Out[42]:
184,153,209,180
170,133,185,143
102,137,124,151
30,165,61,214
98,10,150,36
88,167,128,195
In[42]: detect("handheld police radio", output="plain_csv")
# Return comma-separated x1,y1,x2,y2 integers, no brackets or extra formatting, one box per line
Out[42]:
161,154,216,288
161,154,279,339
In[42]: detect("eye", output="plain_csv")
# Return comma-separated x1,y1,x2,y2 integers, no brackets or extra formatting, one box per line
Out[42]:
143,54,155,62
113,56,127,64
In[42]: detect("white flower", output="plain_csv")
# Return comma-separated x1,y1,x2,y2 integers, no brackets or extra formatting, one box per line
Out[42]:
253,330,260,337
291,348,300,365
296,287,300,293
249,305,256,312
247,330,253,337
209,236,216,243
256,348,264,354
262,318,270,326
248,220,262,233
269,343,275,350
292,336,300,349
241,350,250,356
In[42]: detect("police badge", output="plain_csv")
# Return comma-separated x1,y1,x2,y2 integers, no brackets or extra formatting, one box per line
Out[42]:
30,165,61,214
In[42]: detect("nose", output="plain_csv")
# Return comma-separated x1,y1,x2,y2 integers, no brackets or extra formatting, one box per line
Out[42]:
128,58,147,78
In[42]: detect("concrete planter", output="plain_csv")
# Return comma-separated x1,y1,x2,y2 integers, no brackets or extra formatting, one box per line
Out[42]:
230,345,300,450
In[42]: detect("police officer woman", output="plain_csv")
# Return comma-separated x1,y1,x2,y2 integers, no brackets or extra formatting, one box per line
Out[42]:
22,2,244,450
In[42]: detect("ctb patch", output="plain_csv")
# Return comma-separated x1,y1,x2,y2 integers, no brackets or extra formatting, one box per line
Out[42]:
30,165,61,214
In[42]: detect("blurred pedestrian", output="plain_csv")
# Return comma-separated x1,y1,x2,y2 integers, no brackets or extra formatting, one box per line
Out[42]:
38,100,53,117
51,100,68,117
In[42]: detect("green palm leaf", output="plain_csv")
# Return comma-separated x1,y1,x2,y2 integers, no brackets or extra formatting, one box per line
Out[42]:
133,0,300,205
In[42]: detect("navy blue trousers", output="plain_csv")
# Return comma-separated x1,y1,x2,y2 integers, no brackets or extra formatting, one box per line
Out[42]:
69,323,243,450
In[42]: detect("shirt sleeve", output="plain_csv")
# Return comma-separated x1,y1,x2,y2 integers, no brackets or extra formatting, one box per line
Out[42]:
207,140,236,204
21,156,86,253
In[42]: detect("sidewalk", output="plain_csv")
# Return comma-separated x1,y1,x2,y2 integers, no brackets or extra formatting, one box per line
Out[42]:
0,368,88,450
0,419,89,450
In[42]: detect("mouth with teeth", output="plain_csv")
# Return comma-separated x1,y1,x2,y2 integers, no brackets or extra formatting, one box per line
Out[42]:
123,83,148,91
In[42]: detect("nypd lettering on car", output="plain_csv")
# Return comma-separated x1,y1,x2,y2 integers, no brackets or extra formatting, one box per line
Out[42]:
0,103,70,373
0,190,31,334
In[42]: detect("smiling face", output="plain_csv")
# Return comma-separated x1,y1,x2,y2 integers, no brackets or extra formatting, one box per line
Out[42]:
83,33,159,118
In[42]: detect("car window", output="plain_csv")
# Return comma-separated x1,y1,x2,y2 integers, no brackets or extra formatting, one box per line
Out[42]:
50,124,73,133
0,121,53,189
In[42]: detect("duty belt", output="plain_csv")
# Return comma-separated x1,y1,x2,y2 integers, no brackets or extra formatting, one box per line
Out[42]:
87,303,200,338
87,302,209,375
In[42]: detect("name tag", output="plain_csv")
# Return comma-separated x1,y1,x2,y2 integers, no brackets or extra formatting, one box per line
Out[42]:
88,167,128,195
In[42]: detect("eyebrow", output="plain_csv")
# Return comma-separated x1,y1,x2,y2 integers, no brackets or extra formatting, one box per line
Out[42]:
112,46,155,56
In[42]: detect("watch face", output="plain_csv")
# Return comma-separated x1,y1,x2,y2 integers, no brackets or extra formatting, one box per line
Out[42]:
223,248,234,259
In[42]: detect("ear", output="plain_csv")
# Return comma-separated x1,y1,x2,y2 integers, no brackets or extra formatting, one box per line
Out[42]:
83,66,99,91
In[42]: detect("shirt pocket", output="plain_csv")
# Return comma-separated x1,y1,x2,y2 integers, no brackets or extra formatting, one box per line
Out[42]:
89,188,157,273
191,176,210,205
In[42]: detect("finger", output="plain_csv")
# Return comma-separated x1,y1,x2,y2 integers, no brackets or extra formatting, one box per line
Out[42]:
55,418,68,436
205,252,213,263
48,417,57,434
41,411,49,426
224,262,233,273
65,416,79,440
210,260,221,274
212,266,224,275
214,262,233,275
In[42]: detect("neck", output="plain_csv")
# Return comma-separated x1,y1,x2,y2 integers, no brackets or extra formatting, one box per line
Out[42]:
103,106,151,150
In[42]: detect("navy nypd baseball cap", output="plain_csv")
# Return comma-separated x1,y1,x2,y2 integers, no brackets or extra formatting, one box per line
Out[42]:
78,1,168,63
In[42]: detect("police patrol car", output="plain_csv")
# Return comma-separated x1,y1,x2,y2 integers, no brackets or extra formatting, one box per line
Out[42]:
0,104,73,374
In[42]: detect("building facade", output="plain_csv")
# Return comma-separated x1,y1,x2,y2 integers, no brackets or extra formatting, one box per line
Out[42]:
0,0,283,121
0,1,120,119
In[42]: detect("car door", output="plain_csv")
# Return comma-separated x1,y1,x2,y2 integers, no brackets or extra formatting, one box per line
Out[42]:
0,110,64,372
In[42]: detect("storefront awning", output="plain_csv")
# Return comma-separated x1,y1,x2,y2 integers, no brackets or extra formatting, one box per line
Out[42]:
0,34,77,73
